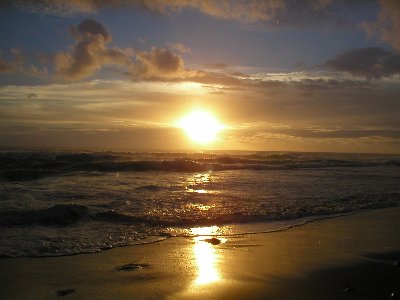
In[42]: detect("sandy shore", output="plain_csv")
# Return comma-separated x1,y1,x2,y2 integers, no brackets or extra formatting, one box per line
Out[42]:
1,207,400,299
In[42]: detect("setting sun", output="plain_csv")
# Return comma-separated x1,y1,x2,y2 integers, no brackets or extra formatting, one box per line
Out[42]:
178,110,225,144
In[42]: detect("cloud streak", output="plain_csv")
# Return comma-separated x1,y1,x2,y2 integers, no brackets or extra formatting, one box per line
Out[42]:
7,0,366,27
322,47,400,79
2,77,400,152
9,0,285,22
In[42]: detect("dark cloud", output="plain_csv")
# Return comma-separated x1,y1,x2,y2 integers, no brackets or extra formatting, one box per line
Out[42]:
54,19,131,80
271,0,372,28
362,0,400,52
323,47,400,79
130,47,186,80
75,19,111,42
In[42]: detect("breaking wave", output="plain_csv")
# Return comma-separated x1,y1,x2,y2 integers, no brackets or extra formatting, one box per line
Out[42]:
1,194,398,229
1,150,399,257
1,151,399,181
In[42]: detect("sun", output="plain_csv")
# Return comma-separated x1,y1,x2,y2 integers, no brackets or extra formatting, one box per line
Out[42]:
178,110,225,144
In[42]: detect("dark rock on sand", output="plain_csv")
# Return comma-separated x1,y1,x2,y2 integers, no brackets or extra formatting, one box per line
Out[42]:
56,288,76,297
115,263,150,271
204,237,221,245
343,286,354,293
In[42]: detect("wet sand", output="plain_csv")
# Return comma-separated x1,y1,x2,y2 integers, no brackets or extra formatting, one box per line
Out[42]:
1,207,400,299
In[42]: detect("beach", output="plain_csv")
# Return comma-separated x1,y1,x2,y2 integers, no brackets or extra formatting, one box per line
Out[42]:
1,1,400,299
1,207,400,299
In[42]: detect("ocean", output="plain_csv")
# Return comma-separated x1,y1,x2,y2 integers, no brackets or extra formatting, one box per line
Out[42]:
0,151,399,257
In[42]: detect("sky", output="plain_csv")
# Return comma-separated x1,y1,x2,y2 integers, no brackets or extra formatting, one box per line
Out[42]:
1,0,400,153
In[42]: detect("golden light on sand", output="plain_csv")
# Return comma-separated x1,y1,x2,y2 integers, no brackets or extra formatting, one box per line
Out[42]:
178,110,225,144
191,226,222,285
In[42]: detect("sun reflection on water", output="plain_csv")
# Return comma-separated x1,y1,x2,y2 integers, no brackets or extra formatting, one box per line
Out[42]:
185,173,213,195
187,189,208,194
191,226,224,285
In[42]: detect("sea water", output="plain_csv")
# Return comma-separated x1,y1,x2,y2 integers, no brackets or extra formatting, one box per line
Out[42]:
0,151,399,257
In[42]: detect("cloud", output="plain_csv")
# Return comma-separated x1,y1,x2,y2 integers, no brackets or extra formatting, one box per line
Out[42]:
9,0,285,22
166,42,191,53
362,0,400,52
322,47,400,79
11,0,98,16
2,78,400,152
0,48,48,78
27,93,37,99
189,71,245,86
294,78,372,93
25,64,48,78
8,0,371,32
268,128,400,139
202,63,230,70
73,18,111,42
1,17,237,83
182,0,285,23
54,19,131,80
54,19,195,81
0,48,23,73
0,59,15,73
9,0,358,26
129,47,188,81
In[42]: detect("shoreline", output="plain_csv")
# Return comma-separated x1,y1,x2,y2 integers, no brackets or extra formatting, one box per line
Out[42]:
0,207,375,259
1,207,400,299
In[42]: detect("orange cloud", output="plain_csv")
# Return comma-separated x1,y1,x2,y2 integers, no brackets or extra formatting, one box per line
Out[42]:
10,0,285,22
53,19,198,81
